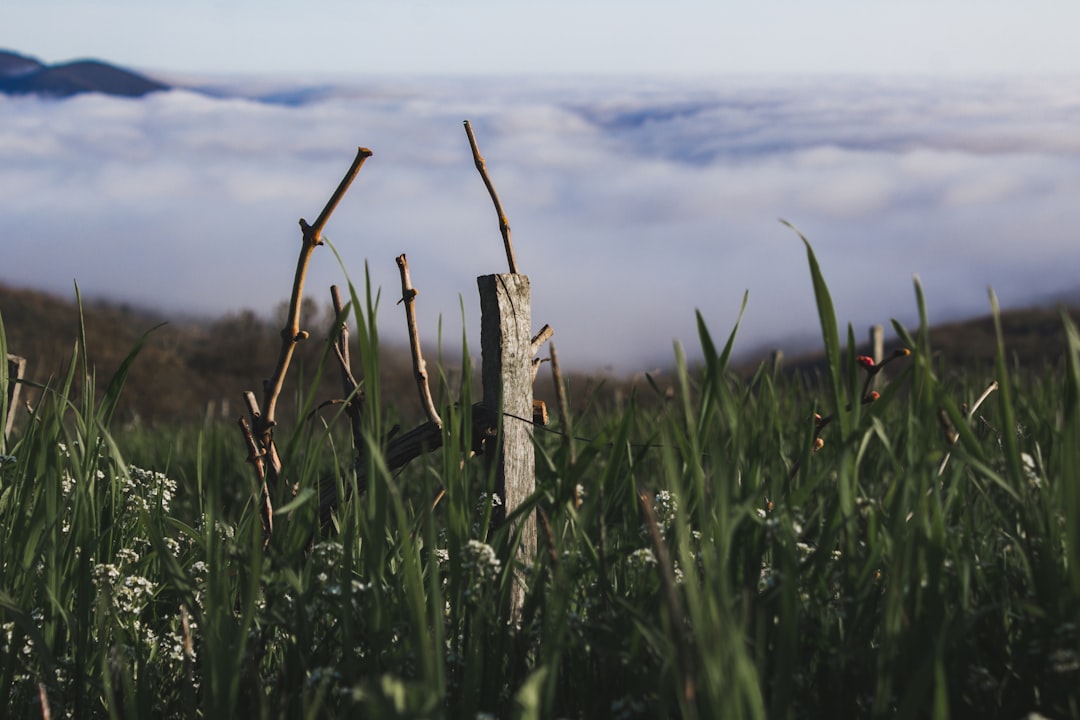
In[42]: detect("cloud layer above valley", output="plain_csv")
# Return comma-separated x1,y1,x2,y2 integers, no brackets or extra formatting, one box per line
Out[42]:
3,75,1079,372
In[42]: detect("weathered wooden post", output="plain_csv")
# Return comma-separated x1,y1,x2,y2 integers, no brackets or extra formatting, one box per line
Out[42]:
478,273,535,620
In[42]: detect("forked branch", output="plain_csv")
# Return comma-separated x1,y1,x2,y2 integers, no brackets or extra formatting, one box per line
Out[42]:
253,147,373,482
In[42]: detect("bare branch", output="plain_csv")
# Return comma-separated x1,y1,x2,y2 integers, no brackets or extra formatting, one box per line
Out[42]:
396,254,443,428
463,120,518,274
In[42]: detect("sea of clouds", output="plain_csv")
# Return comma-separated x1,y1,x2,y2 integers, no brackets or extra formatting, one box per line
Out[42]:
2,74,1078,372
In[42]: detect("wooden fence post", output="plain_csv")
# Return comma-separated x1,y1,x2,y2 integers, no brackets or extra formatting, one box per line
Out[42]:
478,273,535,621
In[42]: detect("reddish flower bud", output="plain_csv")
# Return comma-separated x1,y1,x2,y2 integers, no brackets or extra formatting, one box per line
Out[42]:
857,355,876,370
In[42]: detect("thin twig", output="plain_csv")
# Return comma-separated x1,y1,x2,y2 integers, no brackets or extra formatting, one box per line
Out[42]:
330,284,365,484
4,354,26,442
549,342,576,465
396,254,442,428
463,120,518,274
239,416,273,549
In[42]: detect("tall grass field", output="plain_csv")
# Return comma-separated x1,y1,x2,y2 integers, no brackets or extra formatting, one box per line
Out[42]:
3,239,1080,719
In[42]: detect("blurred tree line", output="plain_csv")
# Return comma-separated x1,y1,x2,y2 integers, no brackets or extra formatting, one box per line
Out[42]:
3,282,1078,432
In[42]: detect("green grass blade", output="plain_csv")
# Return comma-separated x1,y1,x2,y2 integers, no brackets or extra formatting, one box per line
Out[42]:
781,219,848,437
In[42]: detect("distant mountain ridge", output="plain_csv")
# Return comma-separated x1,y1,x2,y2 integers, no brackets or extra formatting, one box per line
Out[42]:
0,49,169,98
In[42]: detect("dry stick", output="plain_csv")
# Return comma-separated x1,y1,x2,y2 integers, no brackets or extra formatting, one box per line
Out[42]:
463,120,518,274
38,681,51,720
5,354,26,442
396,254,442,428
640,492,696,704
239,416,273,548
549,342,576,466
329,285,367,499
255,146,373,483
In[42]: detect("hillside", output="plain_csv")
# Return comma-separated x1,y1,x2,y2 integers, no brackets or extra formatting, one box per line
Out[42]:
3,282,1079,428
0,49,169,97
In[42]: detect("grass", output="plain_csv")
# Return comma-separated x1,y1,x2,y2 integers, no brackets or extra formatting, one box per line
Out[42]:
3,242,1080,719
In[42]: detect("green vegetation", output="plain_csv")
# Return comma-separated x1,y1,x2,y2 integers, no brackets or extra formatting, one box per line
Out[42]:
3,242,1080,719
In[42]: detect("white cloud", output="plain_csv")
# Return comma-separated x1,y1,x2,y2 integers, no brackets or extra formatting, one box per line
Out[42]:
2,75,1080,372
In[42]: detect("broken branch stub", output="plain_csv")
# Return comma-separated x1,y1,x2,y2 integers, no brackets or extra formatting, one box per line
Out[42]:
396,254,442,428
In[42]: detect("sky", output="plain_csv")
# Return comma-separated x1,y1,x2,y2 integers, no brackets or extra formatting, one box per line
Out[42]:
7,1,1080,78
3,4,1080,374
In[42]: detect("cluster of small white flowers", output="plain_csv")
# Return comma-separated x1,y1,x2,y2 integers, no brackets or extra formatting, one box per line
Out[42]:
164,622,197,664
456,540,502,603
114,575,155,617
641,489,679,539
116,547,140,566
60,467,106,497
92,562,123,587
475,492,503,514
653,489,678,527
189,560,208,580
124,466,177,513
1,620,14,653
462,540,502,583
629,547,657,568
